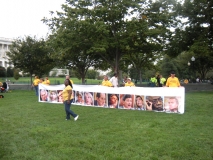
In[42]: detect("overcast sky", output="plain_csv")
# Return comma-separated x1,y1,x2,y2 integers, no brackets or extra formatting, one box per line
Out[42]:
0,0,66,39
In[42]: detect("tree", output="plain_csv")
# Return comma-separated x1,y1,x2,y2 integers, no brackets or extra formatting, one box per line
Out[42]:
7,36,55,85
0,66,6,78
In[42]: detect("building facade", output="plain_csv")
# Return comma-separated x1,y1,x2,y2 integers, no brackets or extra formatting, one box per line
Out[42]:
0,37,13,68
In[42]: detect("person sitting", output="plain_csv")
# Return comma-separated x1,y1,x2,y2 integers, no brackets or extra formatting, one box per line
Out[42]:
124,78,135,87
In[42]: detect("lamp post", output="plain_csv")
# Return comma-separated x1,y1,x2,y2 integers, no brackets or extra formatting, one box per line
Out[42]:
191,56,195,82
187,61,191,82
2,56,7,81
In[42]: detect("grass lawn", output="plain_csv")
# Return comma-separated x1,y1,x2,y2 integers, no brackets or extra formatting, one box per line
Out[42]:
0,90,213,160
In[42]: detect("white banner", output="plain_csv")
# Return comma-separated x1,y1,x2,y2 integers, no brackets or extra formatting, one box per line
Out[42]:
39,84,185,114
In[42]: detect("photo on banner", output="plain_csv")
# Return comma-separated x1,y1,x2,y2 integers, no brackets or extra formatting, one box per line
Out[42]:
119,94,135,109
57,90,63,102
107,93,119,108
84,92,94,106
145,96,164,111
134,95,146,110
40,89,49,102
164,96,181,113
94,92,107,107
48,90,58,102
74,91,84,105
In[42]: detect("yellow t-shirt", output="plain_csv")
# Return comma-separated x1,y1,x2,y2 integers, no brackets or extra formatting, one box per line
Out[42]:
102,80,113,87
33,78,40,86
0,82,2,87
44,80,50,85
166,77,180,87
62,85,73,101
125,82,135,87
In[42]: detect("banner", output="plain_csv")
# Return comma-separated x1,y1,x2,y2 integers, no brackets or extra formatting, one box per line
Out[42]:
39,84,185,114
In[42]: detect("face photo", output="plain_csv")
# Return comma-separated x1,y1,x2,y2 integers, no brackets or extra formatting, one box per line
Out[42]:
94,92,107,107
75,91,84,105
57,90,63,102
84,92,94,106
145,96,164,111
49,90,58,102
119,94,135,109
164,96,180,113
40,89,48,101
108,94,119,108
134,95,146,110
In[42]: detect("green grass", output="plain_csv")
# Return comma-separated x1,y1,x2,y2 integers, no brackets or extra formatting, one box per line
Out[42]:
0,90,213,160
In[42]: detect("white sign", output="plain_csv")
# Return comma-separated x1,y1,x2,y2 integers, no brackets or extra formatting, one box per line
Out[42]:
39,84,185,114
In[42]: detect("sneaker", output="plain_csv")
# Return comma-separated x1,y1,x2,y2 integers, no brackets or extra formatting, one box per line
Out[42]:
74,115,79,121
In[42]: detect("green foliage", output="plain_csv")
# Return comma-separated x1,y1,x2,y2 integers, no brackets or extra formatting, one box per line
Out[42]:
13,68,20,80
0,90,213,159
0,66,6,77
7,36,55,80
86,69,100,79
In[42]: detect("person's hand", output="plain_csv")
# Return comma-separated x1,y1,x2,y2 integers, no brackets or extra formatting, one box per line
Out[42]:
67,100,70,104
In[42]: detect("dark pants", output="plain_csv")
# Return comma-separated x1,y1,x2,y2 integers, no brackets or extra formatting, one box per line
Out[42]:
34,86,38,96
64,99,77,120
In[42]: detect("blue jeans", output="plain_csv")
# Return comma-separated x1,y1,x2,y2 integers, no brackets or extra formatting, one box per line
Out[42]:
34,86,38,96
64,99,77,120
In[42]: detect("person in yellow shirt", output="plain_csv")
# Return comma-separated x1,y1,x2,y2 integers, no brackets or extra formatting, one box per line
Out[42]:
43,77,50,85
125,78,135,87
62,79,79,121
101,75,113,87
32,76,40,96
166,71,181,87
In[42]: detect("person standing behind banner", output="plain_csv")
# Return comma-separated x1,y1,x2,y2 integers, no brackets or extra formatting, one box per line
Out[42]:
109,73,118,87
44,77,50,85
32,76,40,96
166,71,181,87
150,75,157,87
124,78,135,87
160,75,166,87
62,79,79,121
66,75,74,85
102,75,113,87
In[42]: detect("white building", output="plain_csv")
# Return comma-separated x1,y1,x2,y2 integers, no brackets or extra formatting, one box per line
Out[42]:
0,37,13,68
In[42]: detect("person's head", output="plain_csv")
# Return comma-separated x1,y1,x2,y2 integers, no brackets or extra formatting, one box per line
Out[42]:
84,92,93,105
168,97,179,112
64,79,71,86
40,89,48,101
65,75,70,80
96,93,106,106
40,78,44,83
49,90,58,101
127,78,131,83
35,76,38,79
136,96,144,108
58,90,63,102
46,77,49,80
103,75,109,81
113,73,118,77
170,71,175,78
122,94,133,109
